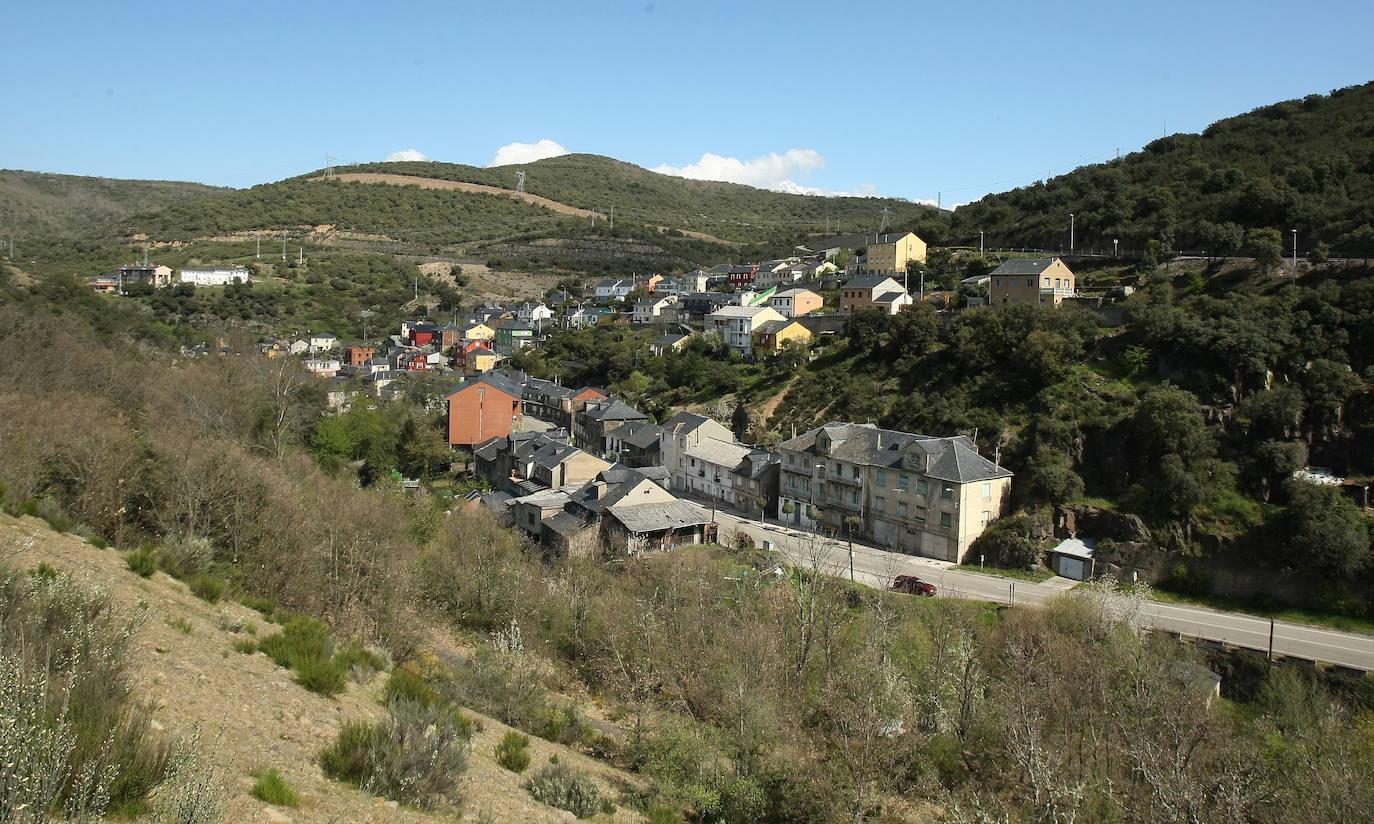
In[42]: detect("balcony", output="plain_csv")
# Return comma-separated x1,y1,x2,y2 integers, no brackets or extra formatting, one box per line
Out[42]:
827,493,862,512
828,472,863,487
1040,287,1075,298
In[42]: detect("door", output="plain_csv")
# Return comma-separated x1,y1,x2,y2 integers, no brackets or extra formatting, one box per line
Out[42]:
1058,556,1086,581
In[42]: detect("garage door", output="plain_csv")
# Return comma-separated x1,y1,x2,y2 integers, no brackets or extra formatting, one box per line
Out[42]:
1058,556,1086,581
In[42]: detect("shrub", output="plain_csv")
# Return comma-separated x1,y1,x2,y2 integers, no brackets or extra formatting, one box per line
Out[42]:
384,666,441,708
320,703,471,809
536,702,588,745
152,728,223,824
259,616,332,669
495,731,531,773
293,653,347,697
238,594,277,618
158,535,213,580
232,638,259,654
87,534,109,549
166,617,193,635
125,548,158,577
250,768,299,807
188,574,227,603
524,764,602,818
32,496,74,533
334,641,389,683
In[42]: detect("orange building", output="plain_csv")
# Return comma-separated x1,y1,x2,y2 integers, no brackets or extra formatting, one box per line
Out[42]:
341,345,377,367
444,373,525,446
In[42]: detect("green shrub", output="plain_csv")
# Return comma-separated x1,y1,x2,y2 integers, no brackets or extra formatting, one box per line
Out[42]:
259,616,332,669
319,703,471,809
334,641,389,682
32,497,74,533
87,534,109,549
158,535,213,580
536,702,588,745
187,574,227,603
647,806,686,824
238,594,277,618
495,731,531,773
125,548,158,577
166,617,194,635
233,638,259,654
524,763,601,818
384,666,441,708
293,653,347,697
250,768,300,806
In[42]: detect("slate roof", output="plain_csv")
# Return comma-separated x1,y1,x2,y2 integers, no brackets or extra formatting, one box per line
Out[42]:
778,421,1011,483
685,438,753,469
659,411,721,437
609,420,664,450
606,500,712,534
989,258,1060,276
544,510,593,538
844,276,901,290
653,333,690,347
960,273,992,284
581,397,647,422
875,291,908,303
531,442,583,470
443,370,525,399
775,288,819,299
708,305,774,319
753,319,797,336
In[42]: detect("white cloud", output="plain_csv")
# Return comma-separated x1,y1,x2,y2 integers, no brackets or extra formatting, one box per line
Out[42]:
488,139,569,167
386,149,429,162
653,149,827,190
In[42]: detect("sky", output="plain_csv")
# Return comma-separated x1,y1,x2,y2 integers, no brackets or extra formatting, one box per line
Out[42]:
5,0,1372,208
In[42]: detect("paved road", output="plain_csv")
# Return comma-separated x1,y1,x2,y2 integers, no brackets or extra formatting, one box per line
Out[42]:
706,508,1374,672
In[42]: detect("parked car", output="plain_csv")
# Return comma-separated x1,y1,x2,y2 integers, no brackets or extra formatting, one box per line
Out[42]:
890,575,936,596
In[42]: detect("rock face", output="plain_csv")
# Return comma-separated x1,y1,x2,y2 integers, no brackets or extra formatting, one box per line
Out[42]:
1055,505,1170,582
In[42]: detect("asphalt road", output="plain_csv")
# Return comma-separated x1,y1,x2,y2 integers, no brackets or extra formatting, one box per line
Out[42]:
707,508,1374,672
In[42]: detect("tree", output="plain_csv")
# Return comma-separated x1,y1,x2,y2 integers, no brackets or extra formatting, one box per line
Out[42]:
1245,228,1284,276
731,398,751,442
1283,479,1370,577
1338,223,1374,264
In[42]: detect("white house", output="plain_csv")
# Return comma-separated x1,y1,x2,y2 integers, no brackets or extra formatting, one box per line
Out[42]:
308,332,339,353
680,437,754,505
179,267,252,287
705,305,786,357
659,411,735,492
632,294,678,324
289,339,310,355
516,302,554,325
303,357,341,378
594,279,634,301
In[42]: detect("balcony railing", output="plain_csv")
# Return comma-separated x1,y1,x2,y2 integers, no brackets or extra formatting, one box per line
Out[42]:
1040,287,1075,297
829,472,863,487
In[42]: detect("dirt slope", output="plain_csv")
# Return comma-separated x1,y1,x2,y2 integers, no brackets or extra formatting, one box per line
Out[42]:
1,513,645,824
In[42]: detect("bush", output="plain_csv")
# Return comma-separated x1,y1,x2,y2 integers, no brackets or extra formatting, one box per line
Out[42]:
524,763,602,818
250,768,299,806
232,638,259,654
495,731,532,773
125,548,158,577
320,703,471,809
259,616,332,669
157,535,213,580
536,702,588,745
187,574,227,603
238,594,278,618
293,653,347,696
334,641,389,683
384,666,441,708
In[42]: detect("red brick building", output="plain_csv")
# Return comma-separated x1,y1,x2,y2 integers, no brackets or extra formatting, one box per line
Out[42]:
341,345,377,367
445,373,525,446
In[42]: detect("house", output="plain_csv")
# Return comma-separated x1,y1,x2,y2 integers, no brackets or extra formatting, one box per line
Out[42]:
769,288,824,318
679,437,753,506
461,322,496,343
408,324,439,347
632,294,678,324
528,442,613,490
988,258,1077,307
751,319,813,356
636,273,664,293
574,397,649,453
650,332,691,356
395,350,430,372
604,420,665,468
309,332,340,353
363,369,406,395
559,306,594,329
341,345,377,367
516,302,555,326
705,305,786,357
454,341,499,374
288,339,310,356
472,430,571,491
179,266,252,286
525,467,713,558
602,498,713,555
960,273,991,307
863,232,927,277
519,377,607,430
659,412,735,485
444,372,526,446
494,320,536,350
88,275,120,293
775,422,1013,563
303,357,341,378
840,276,913,315
425,351,449,369
116,264,175,288
678,292,734,322
679,270,711,293
593,279,634,301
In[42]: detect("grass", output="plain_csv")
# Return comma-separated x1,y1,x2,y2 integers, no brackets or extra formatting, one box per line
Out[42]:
232,638,259,654
951,563,1057,583
293,654,348,697
250,768,299,807
166,617,193,635
1147,586,1374,635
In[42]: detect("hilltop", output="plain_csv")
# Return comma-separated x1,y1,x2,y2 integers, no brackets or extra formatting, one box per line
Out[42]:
950,81,1374,252
0,169,226,239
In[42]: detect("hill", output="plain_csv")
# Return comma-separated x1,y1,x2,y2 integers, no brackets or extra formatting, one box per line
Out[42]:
0,169,227,239
951,81,1374,253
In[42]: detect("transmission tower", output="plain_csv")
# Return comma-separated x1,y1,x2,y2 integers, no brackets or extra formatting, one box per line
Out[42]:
515,170,526,195
878,207,893,234
324,155,337,180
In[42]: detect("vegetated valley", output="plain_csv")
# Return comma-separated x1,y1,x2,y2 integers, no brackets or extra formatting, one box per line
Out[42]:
1,84,1374,824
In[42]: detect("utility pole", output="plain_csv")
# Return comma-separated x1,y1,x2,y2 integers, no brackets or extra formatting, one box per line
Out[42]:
1268,618,1275,661
1291,228,1298,284
298,246,304,264
282,233,287,261
1069,213,1076,252
609,206,614,231
979,230,984,256
256,235,261,259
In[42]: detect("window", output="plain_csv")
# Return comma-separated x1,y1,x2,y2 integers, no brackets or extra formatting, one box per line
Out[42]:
835,462,843,474
851,489,858,504
994,279,1001,287
916,478,928,495
980,510,990,526
982,482,991,500
853,466,861,480
874,497,885,512
876,470,886,486
899,474,910,490
940,511,952,527
1043,277,1050,287
898,502,908,516
942,485,954,500
915,506,927,522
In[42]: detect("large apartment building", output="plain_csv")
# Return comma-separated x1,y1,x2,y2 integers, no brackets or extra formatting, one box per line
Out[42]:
776,422,1012,563
988,258,1076,306
863,232,927,277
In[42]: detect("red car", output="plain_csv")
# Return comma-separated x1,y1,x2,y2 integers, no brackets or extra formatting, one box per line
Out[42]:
891,575,936,596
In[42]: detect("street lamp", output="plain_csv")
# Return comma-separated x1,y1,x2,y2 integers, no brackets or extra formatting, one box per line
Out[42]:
979,230,985,256
1291,228,1298,284
1113,238,1119,259
1069,213,1076,252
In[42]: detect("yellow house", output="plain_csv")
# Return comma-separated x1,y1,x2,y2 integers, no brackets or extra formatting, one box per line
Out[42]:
464,349,500,375
461,322,496,342
751,319,813,356
988,258,1076,306
865,232,927,277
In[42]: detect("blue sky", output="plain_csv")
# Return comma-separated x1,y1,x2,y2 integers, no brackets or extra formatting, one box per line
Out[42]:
5,0,1371,207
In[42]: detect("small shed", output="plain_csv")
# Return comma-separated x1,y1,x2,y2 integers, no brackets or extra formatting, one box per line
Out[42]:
1050,536,1097,581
